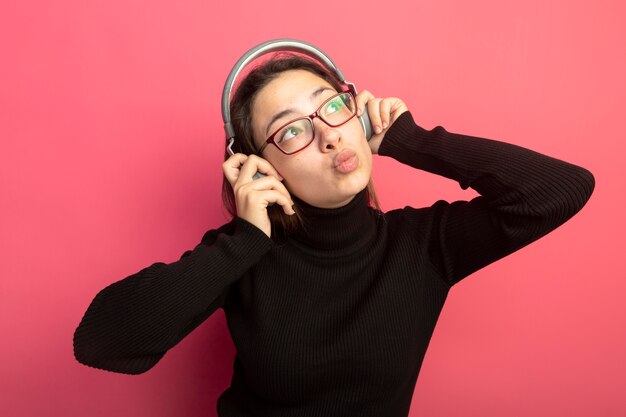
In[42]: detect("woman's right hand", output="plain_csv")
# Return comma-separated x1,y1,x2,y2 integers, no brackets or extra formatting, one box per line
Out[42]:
222,153,295,237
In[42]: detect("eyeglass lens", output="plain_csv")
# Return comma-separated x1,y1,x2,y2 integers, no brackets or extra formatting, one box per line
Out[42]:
274,92,355,154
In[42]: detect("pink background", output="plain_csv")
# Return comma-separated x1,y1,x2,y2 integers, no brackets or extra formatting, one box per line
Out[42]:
1,0,624,416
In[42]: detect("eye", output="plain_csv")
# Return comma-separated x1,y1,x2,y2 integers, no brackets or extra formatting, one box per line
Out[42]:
324,97,345,114
278,125,303,143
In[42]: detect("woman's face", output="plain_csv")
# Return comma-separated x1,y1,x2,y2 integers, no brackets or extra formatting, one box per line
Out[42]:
251,70,373,208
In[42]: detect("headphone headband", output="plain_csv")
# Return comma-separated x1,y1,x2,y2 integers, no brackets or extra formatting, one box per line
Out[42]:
221,38,360,140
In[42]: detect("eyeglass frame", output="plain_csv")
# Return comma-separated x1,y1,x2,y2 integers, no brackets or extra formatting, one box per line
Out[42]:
256,91,358,155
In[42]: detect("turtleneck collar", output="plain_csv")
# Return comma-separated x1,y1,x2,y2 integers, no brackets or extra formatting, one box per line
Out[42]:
286,189,379,255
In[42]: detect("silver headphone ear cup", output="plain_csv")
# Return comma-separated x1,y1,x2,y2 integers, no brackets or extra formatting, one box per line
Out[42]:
359,107,374,141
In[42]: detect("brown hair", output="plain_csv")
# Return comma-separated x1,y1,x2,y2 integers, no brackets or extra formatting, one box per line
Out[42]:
222,54,379,235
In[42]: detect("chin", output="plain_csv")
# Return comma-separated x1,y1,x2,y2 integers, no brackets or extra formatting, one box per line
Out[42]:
296,189,357,209
342,171,370,193
291,170,371,208
326,184,370,208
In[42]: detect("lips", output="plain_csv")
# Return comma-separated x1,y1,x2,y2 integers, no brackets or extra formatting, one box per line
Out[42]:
333,149,359,174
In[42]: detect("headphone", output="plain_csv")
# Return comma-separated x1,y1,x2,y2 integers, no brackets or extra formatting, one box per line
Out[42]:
221,38,373,157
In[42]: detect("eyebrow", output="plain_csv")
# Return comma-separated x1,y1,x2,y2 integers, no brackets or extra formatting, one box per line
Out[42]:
264,86,334,136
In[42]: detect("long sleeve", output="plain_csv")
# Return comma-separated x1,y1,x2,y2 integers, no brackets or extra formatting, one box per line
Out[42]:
73,217,273,375
378,111,595,287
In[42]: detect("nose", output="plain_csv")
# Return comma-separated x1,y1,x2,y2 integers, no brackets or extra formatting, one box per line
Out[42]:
314,118,341,152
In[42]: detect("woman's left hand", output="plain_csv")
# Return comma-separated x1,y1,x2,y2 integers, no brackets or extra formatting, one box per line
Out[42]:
355,91,408,154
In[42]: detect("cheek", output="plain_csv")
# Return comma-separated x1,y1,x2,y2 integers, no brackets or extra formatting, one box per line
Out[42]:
281,156,310,183
280,156,323,191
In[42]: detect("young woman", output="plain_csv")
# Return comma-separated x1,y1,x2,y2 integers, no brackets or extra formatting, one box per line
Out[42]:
74,55,595,417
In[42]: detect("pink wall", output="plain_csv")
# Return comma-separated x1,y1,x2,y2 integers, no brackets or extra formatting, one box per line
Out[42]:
1,0,623,416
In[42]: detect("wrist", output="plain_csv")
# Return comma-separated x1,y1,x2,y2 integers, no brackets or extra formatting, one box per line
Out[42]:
377,111,417,157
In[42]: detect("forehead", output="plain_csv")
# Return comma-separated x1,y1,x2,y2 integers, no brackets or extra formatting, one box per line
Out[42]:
251,69,336,141
253,70,335,113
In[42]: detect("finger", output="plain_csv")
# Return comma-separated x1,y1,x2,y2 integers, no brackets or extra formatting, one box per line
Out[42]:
238,179,295,215
238,154,283,184
252,155,284,180
222,153,248,186
385,98,409,126
367,98,383,134
244,175,293,203
263,190,295,215
390,98,409,121
380,99,393,130
355,90,374,117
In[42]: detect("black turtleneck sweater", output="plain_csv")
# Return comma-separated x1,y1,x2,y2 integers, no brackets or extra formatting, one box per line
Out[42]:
73,112,595,417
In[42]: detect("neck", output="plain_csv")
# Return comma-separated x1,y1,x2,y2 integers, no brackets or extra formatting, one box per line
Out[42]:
287,189,378,254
